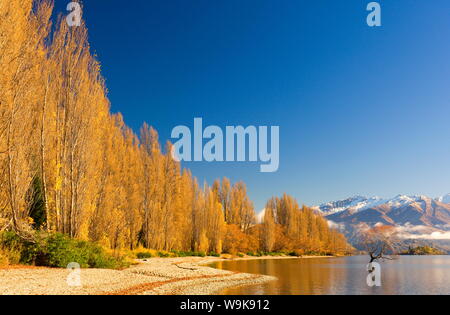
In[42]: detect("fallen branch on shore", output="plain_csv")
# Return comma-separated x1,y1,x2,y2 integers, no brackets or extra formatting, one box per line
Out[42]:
173,263,198,271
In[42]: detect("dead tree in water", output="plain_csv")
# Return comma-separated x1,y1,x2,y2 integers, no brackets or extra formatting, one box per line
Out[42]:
358,225,398,286
359,225,397,263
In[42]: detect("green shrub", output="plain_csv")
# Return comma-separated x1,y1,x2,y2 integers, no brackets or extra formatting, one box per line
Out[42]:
157,251,171,258
0,232,22,265
169,250,208,257
170,250,187,257
0,232,24,265
136,251,154,259
246,252,264,257
208,252,220,257
0,232,126,269
0,231,22,251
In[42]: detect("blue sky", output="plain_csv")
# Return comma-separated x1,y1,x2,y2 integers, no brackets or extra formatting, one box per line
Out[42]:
54,1,450,210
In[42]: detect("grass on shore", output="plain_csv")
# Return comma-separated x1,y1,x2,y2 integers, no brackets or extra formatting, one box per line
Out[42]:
130,249,336,260
1,231,340,269
0,232,222,269
130,248,220,259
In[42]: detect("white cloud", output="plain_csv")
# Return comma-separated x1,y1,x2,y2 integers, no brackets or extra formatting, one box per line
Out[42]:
397,231,450,240
395,223,450,240
327,220,345,231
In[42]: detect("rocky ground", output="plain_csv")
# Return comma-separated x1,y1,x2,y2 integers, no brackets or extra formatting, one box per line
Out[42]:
0,257,277,295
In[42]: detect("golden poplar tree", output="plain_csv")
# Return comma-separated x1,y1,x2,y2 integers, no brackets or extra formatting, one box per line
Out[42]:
0,1,351,257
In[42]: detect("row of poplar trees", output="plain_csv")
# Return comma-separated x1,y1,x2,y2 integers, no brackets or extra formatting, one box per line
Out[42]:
0,0,351,255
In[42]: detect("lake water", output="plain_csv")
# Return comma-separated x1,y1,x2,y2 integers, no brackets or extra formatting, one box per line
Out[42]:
210,256,450,295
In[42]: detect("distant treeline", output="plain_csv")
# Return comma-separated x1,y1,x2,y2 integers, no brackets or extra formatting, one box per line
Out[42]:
0,0,351,256
400,246,446,256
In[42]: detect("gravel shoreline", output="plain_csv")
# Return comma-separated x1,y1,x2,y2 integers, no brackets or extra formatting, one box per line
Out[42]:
0,256,282,295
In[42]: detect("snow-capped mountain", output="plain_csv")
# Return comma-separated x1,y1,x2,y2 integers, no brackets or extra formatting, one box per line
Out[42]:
315,195,385,216
317,194,450,218
436,194,450,204
317,194,450,252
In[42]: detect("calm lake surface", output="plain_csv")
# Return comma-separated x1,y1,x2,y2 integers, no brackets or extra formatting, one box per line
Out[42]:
211,256,450,295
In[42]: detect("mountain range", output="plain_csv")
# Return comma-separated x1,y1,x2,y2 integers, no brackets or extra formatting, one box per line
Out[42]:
313,194,450,253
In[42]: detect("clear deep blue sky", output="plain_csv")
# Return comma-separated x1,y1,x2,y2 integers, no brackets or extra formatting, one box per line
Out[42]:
53,0,450,210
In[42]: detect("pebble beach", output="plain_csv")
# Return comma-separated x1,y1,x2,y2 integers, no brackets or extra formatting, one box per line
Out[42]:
0,257,278,295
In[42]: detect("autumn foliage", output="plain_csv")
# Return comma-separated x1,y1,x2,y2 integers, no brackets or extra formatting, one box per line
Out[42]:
0,1,351,256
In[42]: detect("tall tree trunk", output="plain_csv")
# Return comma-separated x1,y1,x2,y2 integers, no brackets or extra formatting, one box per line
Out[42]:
40,79,50,231
55,104,61,232
69,146,75,237
7,109,18,229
